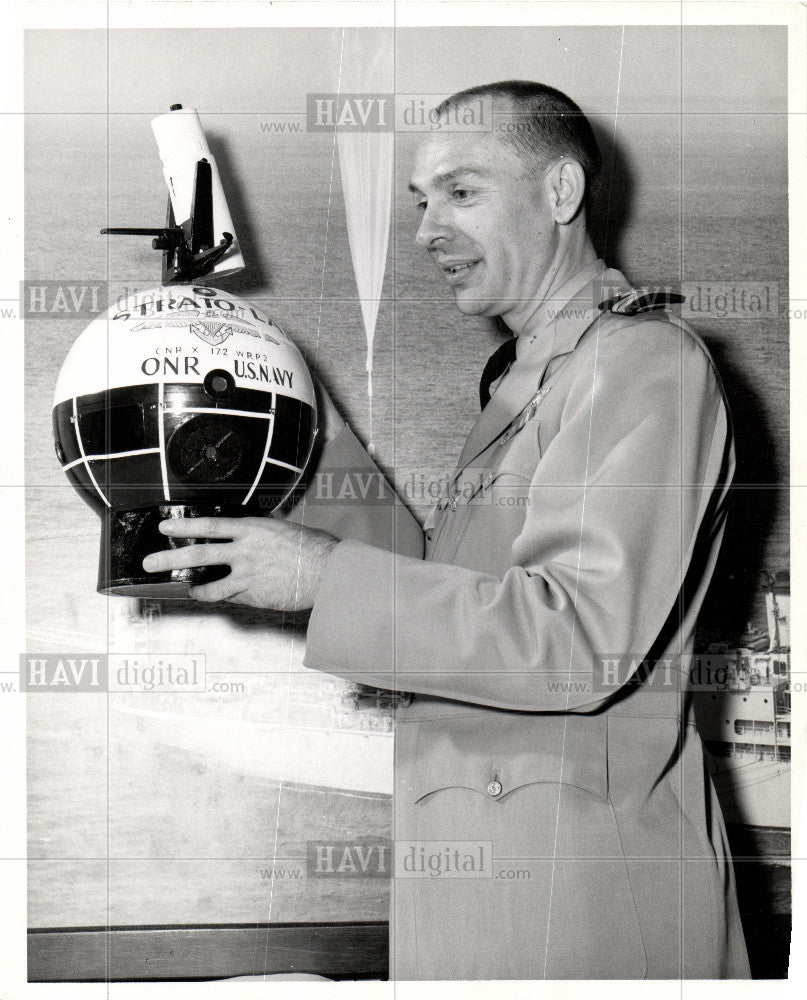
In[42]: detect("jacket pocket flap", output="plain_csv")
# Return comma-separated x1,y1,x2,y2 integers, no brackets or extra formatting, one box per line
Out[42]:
411,713,607,802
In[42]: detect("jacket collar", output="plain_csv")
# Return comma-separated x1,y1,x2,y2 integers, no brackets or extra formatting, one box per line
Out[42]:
515,259,630,366
456,261,632,472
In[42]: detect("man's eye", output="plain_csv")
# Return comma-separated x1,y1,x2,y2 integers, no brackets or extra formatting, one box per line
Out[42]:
451,188,472,202
415,199,427,212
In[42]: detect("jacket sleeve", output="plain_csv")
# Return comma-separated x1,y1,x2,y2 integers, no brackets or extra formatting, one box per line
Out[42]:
303,321,733,712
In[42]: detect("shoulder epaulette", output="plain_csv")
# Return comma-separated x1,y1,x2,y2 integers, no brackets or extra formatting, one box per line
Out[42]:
598,288,686,316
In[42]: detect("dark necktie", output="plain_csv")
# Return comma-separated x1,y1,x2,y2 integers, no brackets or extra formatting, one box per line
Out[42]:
479,337,517,409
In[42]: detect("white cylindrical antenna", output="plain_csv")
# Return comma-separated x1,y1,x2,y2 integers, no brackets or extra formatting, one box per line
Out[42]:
151,106,245,279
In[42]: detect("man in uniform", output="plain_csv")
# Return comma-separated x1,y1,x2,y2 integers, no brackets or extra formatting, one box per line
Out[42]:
144,81,750,979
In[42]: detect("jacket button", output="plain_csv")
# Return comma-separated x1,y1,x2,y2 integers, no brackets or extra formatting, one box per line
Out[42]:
486,780,502,797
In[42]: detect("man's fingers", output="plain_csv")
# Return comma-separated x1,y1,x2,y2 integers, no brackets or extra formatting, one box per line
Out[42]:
188,577,247,604
142,542,232,573
158,517,242,539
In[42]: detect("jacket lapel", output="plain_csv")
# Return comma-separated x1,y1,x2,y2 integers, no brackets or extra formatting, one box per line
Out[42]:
457,267,632,472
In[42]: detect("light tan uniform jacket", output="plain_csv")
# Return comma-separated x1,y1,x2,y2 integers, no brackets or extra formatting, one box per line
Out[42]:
297,262,751,979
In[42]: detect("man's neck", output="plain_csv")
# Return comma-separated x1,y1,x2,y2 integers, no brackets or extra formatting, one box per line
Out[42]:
507,234,599,341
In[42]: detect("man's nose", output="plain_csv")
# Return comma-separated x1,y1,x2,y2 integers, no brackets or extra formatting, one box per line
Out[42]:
415,203,454,248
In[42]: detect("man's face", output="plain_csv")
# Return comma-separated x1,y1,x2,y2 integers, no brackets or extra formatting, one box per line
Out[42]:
408,123,558,324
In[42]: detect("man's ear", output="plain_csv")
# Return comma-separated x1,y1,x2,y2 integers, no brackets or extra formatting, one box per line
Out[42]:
545,158,586,224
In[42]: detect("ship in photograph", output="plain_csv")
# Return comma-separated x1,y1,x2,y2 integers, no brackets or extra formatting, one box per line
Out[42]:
696,574,790,831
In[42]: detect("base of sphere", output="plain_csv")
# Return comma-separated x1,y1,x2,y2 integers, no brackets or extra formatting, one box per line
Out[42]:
98,503,240,598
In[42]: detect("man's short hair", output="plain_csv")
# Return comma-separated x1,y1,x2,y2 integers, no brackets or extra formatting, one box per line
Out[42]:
436,80,602,189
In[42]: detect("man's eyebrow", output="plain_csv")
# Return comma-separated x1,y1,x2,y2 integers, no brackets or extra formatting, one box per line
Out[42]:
408,167,489,193
437,167,489,183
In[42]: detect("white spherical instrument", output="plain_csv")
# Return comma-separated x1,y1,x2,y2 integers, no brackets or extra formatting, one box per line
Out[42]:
53,285,317,596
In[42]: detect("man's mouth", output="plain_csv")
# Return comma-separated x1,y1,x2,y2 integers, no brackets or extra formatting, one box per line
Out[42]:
439,260,481,284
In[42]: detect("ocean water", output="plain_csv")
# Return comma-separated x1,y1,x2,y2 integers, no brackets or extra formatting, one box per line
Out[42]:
24,115,789,926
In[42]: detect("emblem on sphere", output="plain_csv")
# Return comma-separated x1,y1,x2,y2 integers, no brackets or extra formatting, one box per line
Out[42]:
190,320,235,345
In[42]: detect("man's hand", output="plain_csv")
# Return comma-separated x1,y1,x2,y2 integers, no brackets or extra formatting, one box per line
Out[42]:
141,517,339,610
